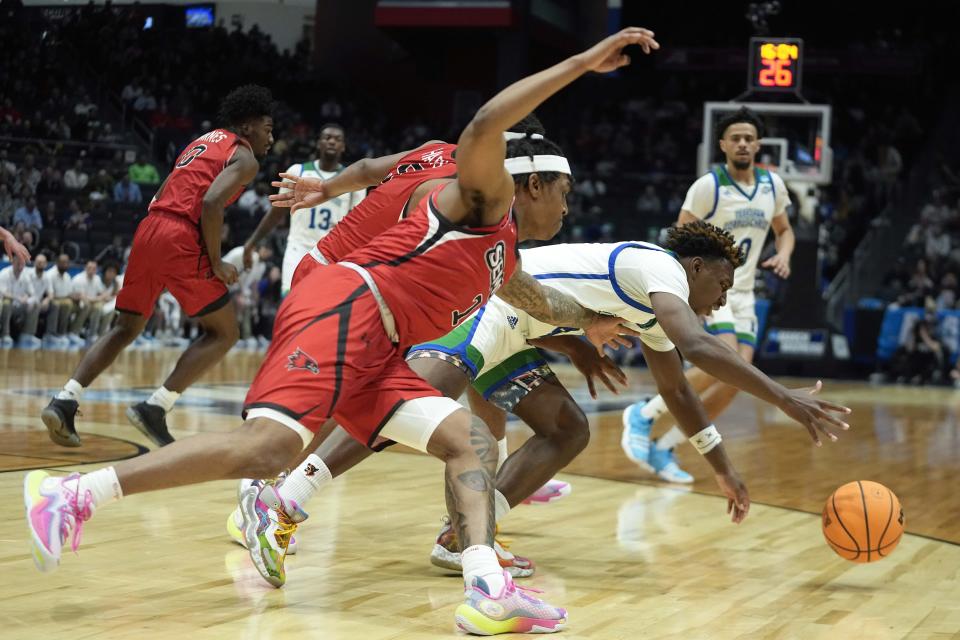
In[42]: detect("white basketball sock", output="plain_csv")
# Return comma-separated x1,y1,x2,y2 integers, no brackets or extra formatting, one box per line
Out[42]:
278,454,333,509
496,438,508,472
655,426,686,451
56,379,84,402
494,489,511,523
462,544,505,595
77,467,123,509
639,395,667,420
146,386,180,412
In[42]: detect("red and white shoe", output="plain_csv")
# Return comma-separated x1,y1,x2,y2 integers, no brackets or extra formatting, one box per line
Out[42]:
521,479,572,505
430,516,535,578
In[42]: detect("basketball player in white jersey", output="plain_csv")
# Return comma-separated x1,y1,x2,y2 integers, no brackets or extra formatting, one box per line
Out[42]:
261,223,848,574
242,124,366,293
622,106,796,483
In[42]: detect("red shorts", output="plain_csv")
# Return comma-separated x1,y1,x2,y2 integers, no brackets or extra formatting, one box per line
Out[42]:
244,265,441,449
116,212,229,317
290,250,324,290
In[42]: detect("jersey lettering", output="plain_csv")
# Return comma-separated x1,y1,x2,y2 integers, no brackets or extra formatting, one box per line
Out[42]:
486,241,506,294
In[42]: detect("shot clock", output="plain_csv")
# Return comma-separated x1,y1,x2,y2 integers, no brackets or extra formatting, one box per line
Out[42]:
748,37,803,93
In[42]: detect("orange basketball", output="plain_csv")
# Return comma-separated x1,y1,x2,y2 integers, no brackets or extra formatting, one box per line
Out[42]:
822,481,904,563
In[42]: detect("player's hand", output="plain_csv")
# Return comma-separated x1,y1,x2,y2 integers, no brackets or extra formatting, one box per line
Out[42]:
212,260,239,285
574,27,660,74
777,380,852,447
2,230,30,264
270,173,330,213
762,252,791,279
564,337,628,399
715,471,750,524
584,313,642,354
242,241,255,271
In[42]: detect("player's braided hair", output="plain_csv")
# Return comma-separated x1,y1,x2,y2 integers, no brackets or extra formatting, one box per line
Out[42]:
217,85,274,127
506,135,567,188
507,113,546,137
717,106,766,140
664,220,745,267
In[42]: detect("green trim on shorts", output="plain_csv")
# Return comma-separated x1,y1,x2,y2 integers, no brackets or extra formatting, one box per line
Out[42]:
706,321,736,333
410,312,487,377
737,331,757,347
472,348,545,397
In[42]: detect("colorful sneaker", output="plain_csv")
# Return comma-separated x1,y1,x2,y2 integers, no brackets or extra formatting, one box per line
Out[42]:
239,481,307,587
227,478,297,554
521,479,572,505
41,397,82,447
455,570,567,635
430,516,535,578
23,471,93,572
648,446,694,484
620,402,654,472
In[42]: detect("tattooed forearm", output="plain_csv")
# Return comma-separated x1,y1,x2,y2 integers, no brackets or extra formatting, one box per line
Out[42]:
497,269,597,329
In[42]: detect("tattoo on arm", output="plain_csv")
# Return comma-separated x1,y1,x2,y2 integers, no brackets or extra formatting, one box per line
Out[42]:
497,270,596,329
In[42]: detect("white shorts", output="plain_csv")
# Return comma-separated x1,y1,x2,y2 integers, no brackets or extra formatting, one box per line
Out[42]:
406,297,555,412
281,241,313,295
705,289,758,347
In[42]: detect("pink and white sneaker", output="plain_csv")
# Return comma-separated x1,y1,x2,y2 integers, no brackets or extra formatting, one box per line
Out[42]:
24,470,93,572
521,479,572,506
455,570,567,635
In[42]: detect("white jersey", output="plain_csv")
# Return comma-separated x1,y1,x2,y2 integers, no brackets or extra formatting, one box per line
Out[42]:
282,161,366,248
684,166,790,292
504,242,691,353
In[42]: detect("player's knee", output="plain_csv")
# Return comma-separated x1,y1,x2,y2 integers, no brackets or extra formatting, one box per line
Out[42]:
428,411,496,465
230,419,303,477
556,406,591,456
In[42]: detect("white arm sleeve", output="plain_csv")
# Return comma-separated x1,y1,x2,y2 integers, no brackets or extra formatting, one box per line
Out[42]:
680,174,717,219
280,163,303,196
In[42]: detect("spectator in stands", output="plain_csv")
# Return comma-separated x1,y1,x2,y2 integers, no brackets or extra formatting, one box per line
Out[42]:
42,253,74,348
0,183,13,223
0,253,41,348
635,184,662,216
68,259,107,344
64,200,91,231
113,174,142,204
15,154,40,195
936,272,957,310
41,200,59,230
74,93,97,120
95,234,128,266
133,87,157,113
39,159,63,195
13,196,41,233
128,153,160,185
63,159,90,192
256,264,282,340
97,262,121,336
236,182,269,218
890,302,949,385
25,253,48,329
0,149,15,177
121,79,143,105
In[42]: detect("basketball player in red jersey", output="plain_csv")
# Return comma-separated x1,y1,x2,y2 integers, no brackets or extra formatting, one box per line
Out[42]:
25,30,659,636
40,85,275,448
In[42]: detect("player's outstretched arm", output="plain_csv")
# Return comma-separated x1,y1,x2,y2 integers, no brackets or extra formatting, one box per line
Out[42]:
201,146,260,285
651,291,851,446
497,266,641,353
640,343,750,523
527,334,628,398
270,141,446,212
436,27,659,226
0,226,29,263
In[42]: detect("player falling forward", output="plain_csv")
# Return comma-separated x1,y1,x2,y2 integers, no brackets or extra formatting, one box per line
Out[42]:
623,106,797,482
242,123,366,294
25,28,661,636
40,85,274,449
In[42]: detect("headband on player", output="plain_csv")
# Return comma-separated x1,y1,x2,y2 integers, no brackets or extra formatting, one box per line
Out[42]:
504,155,571,176
503,131,545,141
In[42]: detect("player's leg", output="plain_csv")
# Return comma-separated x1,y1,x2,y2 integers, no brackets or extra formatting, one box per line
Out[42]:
621,305,736,471
42,309,150,447
24,414,303,573
281,242,311,297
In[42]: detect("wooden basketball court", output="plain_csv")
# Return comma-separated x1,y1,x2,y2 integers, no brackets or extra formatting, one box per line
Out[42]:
1,348,958,639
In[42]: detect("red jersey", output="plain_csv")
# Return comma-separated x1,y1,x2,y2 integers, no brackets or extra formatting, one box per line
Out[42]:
339,183,518,348
149,129,251,225
316,142,457,263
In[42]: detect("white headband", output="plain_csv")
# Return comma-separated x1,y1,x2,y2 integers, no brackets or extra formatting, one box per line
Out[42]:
504,155,571,176
503,131,544,141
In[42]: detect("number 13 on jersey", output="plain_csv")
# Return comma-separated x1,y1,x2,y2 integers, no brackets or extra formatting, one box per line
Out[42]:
308,208,333,230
